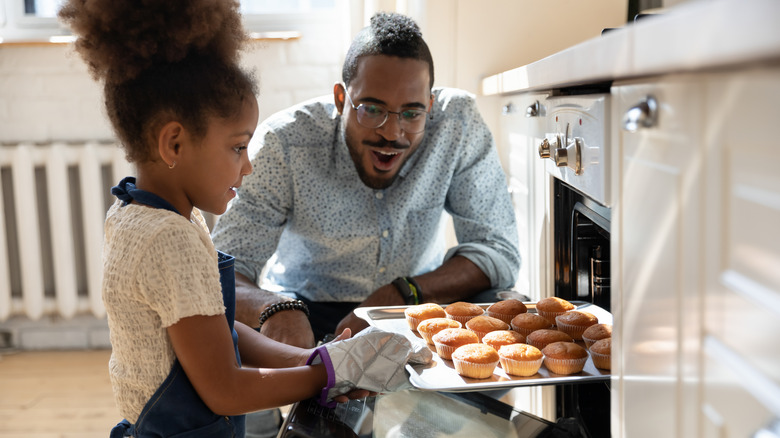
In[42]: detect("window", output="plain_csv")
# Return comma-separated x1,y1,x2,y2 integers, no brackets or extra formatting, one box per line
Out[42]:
0,0,338,43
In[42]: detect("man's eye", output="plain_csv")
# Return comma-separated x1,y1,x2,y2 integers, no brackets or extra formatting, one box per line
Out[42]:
402,110,425,120
362,105,385,117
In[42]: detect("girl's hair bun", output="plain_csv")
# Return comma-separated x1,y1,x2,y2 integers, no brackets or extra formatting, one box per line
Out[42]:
59,0,247,85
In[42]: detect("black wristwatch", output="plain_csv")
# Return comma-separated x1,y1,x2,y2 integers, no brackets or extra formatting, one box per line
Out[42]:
391,277,422,305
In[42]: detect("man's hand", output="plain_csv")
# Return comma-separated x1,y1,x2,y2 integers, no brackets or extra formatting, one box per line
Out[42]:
260,309,316,348
334,312,370,337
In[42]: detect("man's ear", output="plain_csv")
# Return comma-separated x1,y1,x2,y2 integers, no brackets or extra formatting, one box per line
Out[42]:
334,82,346,115
157,121,184,168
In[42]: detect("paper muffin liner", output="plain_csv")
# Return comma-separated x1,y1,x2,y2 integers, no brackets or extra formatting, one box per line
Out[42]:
543,356,588,375
537,310,568,326
405,315,424,331
499,356,544,377
582,334,605,349
433,342,458,360
486,310,518,325
589,351,611,370
452,358,499,379
555,320,590,340
510,324,548,338
445,312,483,326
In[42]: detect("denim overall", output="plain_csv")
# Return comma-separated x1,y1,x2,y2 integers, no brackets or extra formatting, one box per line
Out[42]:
109,177,246,438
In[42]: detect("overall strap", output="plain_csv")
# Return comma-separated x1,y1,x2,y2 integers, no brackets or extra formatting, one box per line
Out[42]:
111,176,180,215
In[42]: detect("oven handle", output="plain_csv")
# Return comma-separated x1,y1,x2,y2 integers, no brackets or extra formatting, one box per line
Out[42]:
623,95,658,131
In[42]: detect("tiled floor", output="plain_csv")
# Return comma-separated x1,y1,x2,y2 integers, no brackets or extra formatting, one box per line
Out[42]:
0,349,119,438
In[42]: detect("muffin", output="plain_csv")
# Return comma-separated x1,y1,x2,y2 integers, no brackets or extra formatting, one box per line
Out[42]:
482,330,526,352
486,299,528,324
555,311,598,340
526,329,574,350
416,318,461,345
542,341,589,375
535,297,575,325
431,328,479,360
498,344,544,377
451,343,500,379
444,302,484,325
582,323,612,349
465,315,510,341
510,313,553,337
589,338,611,370
404,303,446,331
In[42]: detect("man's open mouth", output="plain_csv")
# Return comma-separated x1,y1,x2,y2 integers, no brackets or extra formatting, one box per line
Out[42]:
371,149,402,171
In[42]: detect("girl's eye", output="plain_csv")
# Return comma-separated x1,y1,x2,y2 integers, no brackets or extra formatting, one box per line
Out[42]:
233,145,248,154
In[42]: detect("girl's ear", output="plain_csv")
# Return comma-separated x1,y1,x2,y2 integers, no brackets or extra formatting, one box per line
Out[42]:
157,121,184,168
333,82,346,115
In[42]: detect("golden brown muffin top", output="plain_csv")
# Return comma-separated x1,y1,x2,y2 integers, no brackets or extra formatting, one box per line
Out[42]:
444,302,484,317
582,323,612,341
498,343,543,361
465,315,510,332
527,329,574,347
432,328,479,347
482,330,526,349
589,338,611,354
452,343,500,364
511,313,554,330
487,299,527,316
555,311,598,327
536,297,576,313
542,341,588,359
405,303,446,319
417,317,461,334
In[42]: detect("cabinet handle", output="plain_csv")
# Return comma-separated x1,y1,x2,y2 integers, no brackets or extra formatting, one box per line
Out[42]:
622,95,658,131
526,100,542,117
502,102,514,115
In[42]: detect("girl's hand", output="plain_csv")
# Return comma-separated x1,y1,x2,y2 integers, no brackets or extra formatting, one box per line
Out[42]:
312,328,379,403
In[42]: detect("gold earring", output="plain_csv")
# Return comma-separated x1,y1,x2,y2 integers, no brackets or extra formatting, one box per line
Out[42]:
168,161,176,169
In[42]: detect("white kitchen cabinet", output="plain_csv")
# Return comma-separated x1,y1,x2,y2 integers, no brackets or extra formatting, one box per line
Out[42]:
700,68,780,438
499,93,551,301
613,76,705,438
612,66,780,438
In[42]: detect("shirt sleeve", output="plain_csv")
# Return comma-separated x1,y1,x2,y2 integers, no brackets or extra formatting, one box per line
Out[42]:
441,92,521,289
211,127,292,283
138,219,225,328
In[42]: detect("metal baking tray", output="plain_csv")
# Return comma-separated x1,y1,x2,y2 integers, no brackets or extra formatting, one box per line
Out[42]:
354,301,611,392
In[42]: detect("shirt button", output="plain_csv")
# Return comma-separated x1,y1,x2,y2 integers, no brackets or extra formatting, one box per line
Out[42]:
379,267,386,273
375,192,384,199
382,230,389,238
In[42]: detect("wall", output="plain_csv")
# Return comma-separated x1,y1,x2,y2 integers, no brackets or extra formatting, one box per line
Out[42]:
0,0,626,349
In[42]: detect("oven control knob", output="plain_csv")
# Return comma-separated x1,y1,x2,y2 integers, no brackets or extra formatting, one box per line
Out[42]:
538,138,552,158
553,137,583,175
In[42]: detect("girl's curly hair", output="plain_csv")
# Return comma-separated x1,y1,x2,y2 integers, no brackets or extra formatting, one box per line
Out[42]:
59,0,258,163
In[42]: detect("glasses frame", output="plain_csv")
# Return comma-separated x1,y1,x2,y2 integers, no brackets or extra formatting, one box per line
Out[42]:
343,87,431,134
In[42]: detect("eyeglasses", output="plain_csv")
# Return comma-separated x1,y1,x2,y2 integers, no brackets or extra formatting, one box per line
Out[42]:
343,88,430,134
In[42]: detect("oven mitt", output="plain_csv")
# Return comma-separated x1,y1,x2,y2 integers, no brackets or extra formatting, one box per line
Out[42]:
306,326,432,407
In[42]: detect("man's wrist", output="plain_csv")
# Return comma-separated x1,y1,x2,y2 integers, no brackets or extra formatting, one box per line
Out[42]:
391,277,423,305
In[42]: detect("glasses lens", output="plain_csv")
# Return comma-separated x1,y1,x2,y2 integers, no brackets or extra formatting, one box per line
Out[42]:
399,110,427,133
356,104,387,129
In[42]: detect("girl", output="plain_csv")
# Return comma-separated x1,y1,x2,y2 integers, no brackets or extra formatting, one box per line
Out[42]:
58,1,427,436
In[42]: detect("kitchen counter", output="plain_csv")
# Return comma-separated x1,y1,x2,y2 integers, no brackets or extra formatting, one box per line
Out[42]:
481,0,780,94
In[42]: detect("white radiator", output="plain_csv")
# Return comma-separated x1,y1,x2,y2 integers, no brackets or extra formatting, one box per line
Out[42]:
0,142,133,322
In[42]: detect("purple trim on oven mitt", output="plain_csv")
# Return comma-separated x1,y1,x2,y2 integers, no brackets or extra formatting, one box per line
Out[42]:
306,346,337,408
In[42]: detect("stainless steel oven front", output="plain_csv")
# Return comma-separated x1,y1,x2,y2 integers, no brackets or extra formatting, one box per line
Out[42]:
537,91,613,437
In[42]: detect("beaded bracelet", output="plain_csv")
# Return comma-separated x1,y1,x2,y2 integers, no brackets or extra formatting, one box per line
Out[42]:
257,299,310,330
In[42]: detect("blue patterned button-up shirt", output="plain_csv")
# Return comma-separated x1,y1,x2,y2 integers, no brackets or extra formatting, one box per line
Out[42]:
211,88,520,302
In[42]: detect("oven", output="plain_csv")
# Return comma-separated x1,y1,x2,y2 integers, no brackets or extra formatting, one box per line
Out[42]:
537,90,613,437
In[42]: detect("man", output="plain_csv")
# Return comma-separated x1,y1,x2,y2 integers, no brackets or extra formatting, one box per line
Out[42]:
212,12,520,349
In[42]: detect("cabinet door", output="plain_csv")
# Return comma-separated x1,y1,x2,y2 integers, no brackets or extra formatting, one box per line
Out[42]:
700,68,780,438
613,77,704,438
500,94,550,300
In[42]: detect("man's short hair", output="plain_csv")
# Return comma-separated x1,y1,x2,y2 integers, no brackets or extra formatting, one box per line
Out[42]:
342,12,434,89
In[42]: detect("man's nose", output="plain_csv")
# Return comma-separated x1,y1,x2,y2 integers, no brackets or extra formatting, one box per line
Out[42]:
376,113,404,141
